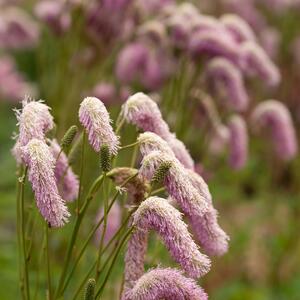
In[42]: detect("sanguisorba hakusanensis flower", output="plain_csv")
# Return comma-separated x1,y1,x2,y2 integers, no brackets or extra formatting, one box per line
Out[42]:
79,96,120,154
227,115,248,170
21,139,70,227
251,100,298,161
140,151,229,256
124,268,208,300
15,97,54,147
49,139,79,201
123,196,210,295
122,92,194,169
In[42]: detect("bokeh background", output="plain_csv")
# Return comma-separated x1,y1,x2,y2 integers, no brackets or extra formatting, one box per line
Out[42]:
1,0,300,299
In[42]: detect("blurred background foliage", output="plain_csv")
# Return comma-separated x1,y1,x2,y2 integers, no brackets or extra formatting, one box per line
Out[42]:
1,0,300,299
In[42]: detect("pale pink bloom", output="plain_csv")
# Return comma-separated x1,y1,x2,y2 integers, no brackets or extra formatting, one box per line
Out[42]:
49,139,79,201
79,97,120,154
15,98,54,147
251,100,298,160
206,57,249,111
137,20,167,45
21,139,70,227
124,267,207,300
228,115,248,170
123,196,210,294
90,82,117,105
240,41,281,86
259,27,280,59
220,14,256,43
209,124,230,155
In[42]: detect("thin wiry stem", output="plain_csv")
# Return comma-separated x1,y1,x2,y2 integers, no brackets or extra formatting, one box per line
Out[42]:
44,223,52,300
77,130,86,213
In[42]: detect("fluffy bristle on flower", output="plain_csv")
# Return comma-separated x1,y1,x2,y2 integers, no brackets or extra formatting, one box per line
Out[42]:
22,139,70,227
79,96,120,154
124,267,208,300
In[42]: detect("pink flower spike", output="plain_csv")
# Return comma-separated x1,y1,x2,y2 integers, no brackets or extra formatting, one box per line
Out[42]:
49,139,79,201
21,139,70,227
228,115,248,170
79,97,120,154
251,100,298,161
124,267,208,300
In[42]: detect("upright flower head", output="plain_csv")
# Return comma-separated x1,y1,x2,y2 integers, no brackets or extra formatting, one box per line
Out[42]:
79,97,120,154
206,57,249,111
21,139,70,227
124,268,208,300
16,98,54,147
140,151,229,255
227,115,248,170
49,139,79,201
251,100,298,161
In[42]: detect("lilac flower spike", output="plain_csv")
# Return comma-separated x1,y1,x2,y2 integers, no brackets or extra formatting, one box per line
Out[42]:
16,98,54,147
125,196,210,286
140,151,229,255
49,139,79,201
79,97,120,154
206,57,249,111
220,14,256,43
251,100,298,161
125,268,208,300
241,41,281,86
228,115,248,170
21,139,70,227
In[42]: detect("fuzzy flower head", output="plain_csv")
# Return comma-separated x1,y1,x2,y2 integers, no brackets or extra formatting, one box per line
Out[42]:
21,139,70,227
228,115,248,170
49,139,79,201
206,57,249,111
124,267,208,300
121,93,170,139
241,41,281,86
16,98,54,147
79,97,120,154
251,100,298,161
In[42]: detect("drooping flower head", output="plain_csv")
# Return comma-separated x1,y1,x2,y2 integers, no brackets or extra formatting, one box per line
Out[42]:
241,41,281,86
206,57,249,111
227,115,248,170
21,139,70,227
140,151,229,255
123,196,210,295
251,100,298,161
124,267,208,300
15,98,54,147
79,97,120,154
49,139,79,201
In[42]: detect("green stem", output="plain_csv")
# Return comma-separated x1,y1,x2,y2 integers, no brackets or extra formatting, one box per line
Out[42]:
20,166,30,300
120,141,139,151
95,227,134,299
130,144,139,168
77,131,86,213
44,223,52,300
55,174,104,298
115,115,125,135
151,187,165,196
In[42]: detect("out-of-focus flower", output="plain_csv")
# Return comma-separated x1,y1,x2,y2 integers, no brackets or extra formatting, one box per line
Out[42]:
259,27,280,59
0,56,35,102
49,139,79,201
21,139,70,227
251,100,298,161
90,82,117,105
95,201,121,244
0,7,39,49
124,268,208,300
35,0,71,35
208,124,230,155
79,96,120,154
15,98,54,147
206,57,249,111
240,41,281,86
227,115,248,170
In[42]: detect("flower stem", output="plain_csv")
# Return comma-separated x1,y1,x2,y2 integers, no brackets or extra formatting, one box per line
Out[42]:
120,141,139,151
44,223,52,300
77,130,86,214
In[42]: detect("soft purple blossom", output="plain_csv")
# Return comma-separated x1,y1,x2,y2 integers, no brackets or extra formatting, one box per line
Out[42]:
209,124,230,155
15,98,54,147
206,57,249,111
259,27,280,59
228,115,248,170
21,139,70,227
251,100,298,160
79,96,120,154
124,268,208,300
90,82,117,105
240,41,281,86
49,139,79,201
